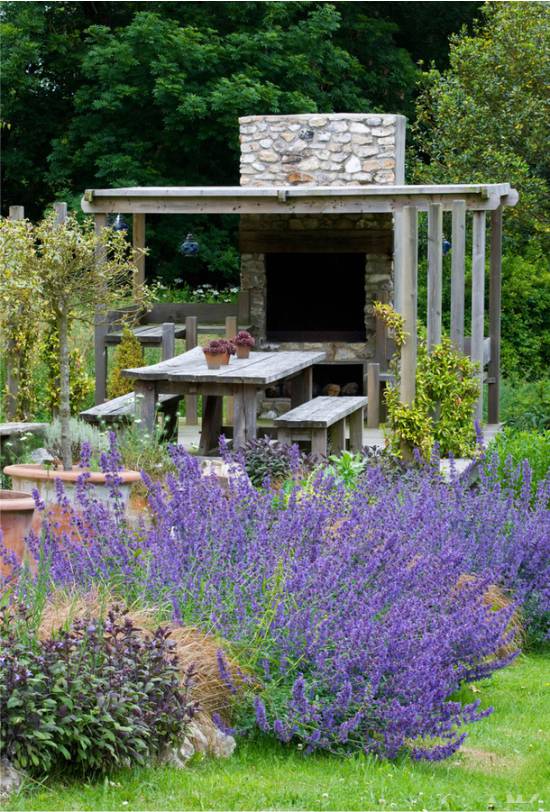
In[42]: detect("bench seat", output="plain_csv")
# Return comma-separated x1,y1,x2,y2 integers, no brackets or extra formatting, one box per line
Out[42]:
80,392,180,438
275,396,367,456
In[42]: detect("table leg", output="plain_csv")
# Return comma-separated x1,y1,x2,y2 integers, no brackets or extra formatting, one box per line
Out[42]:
234,386,257,449
199,396,223,455
135,381,157,433
291,367,313,408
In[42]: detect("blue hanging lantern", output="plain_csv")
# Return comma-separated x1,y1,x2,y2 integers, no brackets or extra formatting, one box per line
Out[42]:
111,214,129,232
442,237,452,256
179,233,199,256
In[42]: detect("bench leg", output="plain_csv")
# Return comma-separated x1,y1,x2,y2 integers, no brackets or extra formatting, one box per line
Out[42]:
135,381,157,433
291,367,312,408
329,418,346,454
349,408,364,453
200,396,223,455
311,428,327,458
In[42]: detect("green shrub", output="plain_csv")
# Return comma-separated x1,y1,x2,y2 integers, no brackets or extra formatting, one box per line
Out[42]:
108,325,144,399
499,378,550,431
0,604,194,776
487,428,550,498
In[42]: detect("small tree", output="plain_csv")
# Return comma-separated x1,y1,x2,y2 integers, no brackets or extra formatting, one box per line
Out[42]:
1,207,144,470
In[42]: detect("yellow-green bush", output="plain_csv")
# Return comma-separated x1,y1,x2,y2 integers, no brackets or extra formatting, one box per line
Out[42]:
108,325,144,398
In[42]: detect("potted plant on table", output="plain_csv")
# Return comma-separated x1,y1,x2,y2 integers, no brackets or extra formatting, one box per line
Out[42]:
233,330,255,359
1,206,145,519
203,339,228,369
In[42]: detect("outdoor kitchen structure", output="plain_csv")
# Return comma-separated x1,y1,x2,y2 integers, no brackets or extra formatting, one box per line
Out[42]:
81,112,518,429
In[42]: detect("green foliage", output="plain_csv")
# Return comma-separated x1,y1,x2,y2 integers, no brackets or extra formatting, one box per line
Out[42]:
499,378,550,432
487,428,550,500
0,604,193,776
116,419,176,490
385,337,479,459
412,2,550,247
41,318,94,416
108,326,144,399
326,450,367,489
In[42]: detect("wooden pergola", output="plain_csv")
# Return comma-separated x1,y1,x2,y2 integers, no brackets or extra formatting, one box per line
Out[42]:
82,182,518,424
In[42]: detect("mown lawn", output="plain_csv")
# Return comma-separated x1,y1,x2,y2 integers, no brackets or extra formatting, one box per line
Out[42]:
6,652,549,812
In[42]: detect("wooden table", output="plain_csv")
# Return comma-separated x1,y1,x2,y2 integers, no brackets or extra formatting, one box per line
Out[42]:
123,346,326,452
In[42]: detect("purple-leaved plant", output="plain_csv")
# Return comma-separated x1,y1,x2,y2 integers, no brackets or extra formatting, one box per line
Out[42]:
2,444,548,759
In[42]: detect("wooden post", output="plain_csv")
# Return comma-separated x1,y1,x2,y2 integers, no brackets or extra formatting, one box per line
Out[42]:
450,200,466,352
94,213,108,404
134,380,157,433
393,210,403,314
161,322,175,361
225,315,237,425
398,206,418,405
291,367,312,409
366,362,380,428
132,214,146,289
184,316,198,425
427,203,443,350
471,210,486,424
54,201,67,224
5,207,25,419
488,207,502,424
329,418,346,454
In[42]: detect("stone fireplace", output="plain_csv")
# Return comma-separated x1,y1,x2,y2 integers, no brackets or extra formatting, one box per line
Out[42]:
239,112,406,394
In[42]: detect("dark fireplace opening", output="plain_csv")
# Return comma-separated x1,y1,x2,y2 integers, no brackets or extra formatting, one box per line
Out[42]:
266,253,366,341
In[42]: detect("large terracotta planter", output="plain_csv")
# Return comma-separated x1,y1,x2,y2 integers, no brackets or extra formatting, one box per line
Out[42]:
0,489,36,577
3,464,141,524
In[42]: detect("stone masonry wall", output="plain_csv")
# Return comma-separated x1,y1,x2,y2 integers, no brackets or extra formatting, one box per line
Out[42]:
239,113,405,186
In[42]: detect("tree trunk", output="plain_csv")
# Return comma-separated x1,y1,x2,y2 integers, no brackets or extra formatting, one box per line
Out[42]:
58,311,72,471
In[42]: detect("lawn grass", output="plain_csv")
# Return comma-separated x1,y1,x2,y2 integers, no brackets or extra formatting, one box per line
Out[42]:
6,652,549,811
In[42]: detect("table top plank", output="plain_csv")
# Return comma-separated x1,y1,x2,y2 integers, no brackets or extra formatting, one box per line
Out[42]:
123,346,326,386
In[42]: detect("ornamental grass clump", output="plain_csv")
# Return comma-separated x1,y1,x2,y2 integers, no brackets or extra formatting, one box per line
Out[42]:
4,446,549,760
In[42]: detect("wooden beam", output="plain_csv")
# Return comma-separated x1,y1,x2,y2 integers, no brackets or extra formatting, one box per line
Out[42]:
427,203,443,350
398,206,418,405
392,210,403,313
5,207,25,419
132,213,145,288
471,211,486,424
94,213,108,404
488,207,503,424
450,200,466,352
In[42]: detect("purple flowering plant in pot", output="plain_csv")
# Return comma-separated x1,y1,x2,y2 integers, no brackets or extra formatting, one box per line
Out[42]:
233,330,255,359
5,441,549,761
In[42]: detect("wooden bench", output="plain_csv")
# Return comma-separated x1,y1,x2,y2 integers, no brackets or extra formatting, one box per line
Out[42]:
80,392,181,440
274,396,367,456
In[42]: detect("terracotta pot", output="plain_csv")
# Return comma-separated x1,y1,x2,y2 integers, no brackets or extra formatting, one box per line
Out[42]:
0,489,36,577
3,464,141,527
236,345,251,359
204,352,222,370
220,351,230,365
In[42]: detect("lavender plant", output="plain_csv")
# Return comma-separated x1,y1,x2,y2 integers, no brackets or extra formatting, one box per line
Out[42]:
4,446,549,760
